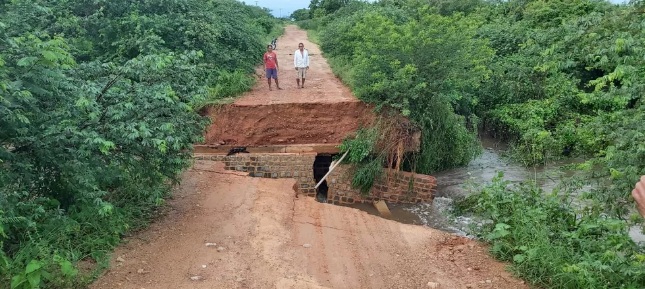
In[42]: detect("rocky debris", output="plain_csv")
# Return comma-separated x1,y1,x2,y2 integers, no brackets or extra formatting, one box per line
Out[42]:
427,281,440,288
190,276,203,281
116,256,125,262
302,243,312,248
137,269,147,274
216,246,225,252
205,242,217,247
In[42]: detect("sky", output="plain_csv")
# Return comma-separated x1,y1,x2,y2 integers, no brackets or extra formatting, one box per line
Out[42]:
243,0,627,18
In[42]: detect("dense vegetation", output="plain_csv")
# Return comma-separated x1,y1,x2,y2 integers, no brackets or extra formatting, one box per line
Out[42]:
297,0,645,288
456,174,645,288
0,0,279,287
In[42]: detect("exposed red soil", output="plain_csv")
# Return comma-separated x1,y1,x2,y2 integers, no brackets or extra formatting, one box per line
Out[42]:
90,161,529,289
202,102,375,145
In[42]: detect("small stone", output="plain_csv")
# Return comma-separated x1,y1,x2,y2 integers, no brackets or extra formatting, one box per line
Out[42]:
190,276,203,281
217,246,225,252
137,269,145,274
485,280,492,284
303,243,312,248
236,277,245,282
116,256,125,262
205,243,217,247
427,281,440,288
202,265,207,268
467,267,472,271
466,284,473,288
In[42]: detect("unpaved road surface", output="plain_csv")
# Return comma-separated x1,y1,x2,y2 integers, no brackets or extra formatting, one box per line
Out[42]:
91,161,528,289
234,25,357,105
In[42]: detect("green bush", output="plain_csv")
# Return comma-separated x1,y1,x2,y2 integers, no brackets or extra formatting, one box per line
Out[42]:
456,174,645,289
310,2,488,174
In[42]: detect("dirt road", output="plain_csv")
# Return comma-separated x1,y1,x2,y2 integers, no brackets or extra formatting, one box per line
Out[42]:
91,161,528,289
234,25,357,105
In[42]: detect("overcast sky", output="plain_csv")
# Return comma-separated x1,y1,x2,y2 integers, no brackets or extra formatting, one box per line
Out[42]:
242,0,628,18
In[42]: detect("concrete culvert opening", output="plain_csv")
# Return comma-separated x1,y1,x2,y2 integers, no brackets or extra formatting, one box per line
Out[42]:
313,154,333,203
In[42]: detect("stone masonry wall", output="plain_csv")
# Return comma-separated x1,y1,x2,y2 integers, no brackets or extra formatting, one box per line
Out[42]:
194,153,436,205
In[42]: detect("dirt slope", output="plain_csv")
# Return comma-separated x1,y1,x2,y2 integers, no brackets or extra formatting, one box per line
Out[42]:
203,102,374,145
90,161,528,289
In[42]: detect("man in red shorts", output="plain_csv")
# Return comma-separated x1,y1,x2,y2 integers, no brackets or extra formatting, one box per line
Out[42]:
263,45,282,91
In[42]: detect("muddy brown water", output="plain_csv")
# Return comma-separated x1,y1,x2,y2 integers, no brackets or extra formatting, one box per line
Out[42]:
346,136,645,243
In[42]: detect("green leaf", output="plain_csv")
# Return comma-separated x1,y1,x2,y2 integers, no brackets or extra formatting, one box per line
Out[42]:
26,272,41,287
16,57,38,67
25,260,42,274
41,51,58,62
513,254,526,263
11,275,26,289
59,260,78,277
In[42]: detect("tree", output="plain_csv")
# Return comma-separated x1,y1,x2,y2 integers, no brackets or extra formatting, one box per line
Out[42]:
291,8,311,21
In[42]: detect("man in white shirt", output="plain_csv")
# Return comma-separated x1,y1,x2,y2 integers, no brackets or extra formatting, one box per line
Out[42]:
293,43,310,88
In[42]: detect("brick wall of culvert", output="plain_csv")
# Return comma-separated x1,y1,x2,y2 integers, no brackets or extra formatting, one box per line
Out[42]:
194,153,436,205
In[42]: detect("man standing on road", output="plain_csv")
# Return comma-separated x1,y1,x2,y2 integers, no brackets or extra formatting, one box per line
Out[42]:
294,42,309,88
263,45,282,91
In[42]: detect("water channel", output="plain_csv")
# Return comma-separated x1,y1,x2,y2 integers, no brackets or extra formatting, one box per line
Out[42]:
345,136,645,243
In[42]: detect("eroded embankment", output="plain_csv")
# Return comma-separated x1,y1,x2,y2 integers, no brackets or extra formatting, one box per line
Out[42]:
202,102,375,146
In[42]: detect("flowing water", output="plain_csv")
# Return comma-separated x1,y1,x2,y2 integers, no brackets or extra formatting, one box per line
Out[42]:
348,136,645,243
